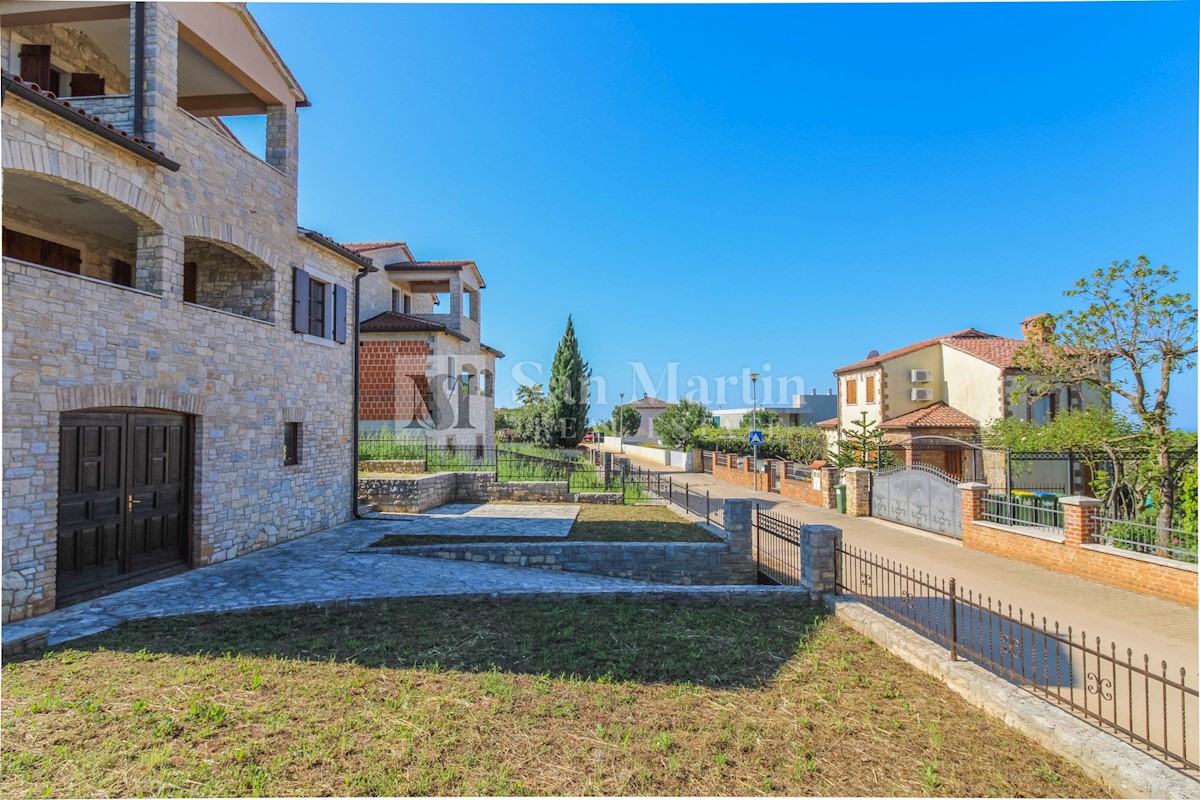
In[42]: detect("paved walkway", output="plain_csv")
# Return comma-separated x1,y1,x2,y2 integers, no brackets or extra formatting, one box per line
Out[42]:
618,452,1199,671
2,508,795,648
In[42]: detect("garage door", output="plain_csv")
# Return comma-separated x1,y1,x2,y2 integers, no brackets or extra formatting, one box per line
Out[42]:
57,410,192,604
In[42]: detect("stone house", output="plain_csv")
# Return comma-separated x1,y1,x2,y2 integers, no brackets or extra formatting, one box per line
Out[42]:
345,241,503,451
820,315,1108,479
1,1,372,621
622,394,671,441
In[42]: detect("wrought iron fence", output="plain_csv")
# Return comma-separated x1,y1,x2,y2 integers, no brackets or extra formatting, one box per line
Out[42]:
624,465,723,528
836,542,1199,770
982,493,1064,530
1093,516,1198,564
755,509,805,585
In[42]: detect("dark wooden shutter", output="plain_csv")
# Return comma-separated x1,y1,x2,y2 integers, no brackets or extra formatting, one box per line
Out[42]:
182,262,197,302
111,258,133,287
333,284,347,343
292,268,310,334
69,72,105,97
19,45,51,89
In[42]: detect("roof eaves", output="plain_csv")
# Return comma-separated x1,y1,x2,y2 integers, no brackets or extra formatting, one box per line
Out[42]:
2,73,181,171
298,229,375,270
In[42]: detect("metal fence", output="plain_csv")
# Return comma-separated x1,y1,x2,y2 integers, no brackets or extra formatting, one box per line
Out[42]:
836,542,1199,770
982,493,1064,530
754,509,805,585
622,464,724,529
1093,516,1198,564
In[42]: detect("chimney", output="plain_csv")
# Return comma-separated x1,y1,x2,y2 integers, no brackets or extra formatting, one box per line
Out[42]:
1021,314,1055,345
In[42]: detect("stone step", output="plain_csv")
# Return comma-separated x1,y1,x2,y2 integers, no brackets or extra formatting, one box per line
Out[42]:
357,502,380,515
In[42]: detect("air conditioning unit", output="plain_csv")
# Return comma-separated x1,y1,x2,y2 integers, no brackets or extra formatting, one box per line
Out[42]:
910,369,932,384
911,388,934,401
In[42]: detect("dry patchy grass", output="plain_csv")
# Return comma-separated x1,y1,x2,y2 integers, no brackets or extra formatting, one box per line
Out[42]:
373,502,721,547
2,597,1110,797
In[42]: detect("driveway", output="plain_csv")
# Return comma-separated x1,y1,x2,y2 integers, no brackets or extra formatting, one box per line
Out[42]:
620,454,1199,672
2,504,794,648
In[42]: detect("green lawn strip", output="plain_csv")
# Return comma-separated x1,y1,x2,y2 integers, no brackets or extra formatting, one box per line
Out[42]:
2,597,1110,798
372,504,722,547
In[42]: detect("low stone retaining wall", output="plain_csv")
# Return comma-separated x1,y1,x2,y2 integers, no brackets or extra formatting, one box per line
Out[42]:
359,459,426,474
358,472,623,512
374,538,756,585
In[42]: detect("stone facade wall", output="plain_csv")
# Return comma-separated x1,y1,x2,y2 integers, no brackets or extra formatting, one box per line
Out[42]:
184,239,274,322
3,23,131,94
959,487,1198,607
2,4,360,623
359,459,426,474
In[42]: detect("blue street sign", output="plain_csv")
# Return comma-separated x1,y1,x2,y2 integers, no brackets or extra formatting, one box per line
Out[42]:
748,430,764,446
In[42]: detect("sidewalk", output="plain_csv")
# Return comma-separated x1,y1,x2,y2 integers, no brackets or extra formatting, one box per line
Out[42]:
619,450,1199,671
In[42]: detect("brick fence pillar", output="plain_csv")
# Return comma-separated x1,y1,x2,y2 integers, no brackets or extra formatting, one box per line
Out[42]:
843,467,872,516
1058,495,1103,546
819,466,839,509
801,524,843,594
958,482,988,523
723,498,753,562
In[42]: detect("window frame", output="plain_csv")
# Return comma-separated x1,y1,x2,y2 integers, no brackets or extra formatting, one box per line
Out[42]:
865,375,876,404
308,276,327,338
844,377,858,405
283,422,301,466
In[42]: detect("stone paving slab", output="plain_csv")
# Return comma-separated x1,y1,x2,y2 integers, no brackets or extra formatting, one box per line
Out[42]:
1,514,788,648
360,503,579,537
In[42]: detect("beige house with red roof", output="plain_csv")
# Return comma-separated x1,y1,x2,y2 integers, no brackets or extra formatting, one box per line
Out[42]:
343,241,503,451
820,315,1107,477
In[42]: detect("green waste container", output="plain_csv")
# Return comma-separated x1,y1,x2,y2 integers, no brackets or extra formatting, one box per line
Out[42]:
835,483,847,514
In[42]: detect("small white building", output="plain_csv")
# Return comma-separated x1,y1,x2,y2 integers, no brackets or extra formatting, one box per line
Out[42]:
712,392,838,429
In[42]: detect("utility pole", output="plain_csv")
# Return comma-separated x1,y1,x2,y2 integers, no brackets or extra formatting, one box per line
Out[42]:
750,371,760,492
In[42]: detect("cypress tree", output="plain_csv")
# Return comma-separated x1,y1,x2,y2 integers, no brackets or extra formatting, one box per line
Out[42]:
548,315,591,446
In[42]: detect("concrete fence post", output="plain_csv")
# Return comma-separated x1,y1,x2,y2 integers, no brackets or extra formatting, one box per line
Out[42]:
843,467,872,517
801,524,843,594
1058,496,1103,547
603,452,613,485
958,482,989,524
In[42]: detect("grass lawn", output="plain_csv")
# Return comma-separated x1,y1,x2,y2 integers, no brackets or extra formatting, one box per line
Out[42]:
2,597,1109,797
372,503,723,547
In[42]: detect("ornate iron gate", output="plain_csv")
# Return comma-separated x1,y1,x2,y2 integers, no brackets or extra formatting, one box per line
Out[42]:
870,464,962,538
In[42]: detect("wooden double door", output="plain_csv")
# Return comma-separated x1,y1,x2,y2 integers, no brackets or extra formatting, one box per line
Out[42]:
57,410,192,604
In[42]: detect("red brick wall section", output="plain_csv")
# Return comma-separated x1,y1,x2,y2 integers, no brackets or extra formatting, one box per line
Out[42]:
712,455,763,492
359,339,433,423
960,490,1198,608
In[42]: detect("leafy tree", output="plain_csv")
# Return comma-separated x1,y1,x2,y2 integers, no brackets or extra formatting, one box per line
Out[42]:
546,316,592,447
514,383,544,407
611,405,641,437
831,411,896,469
654,399,712,449
508,384,556,447
748,408,781,429
1013,257,1197,544
778,425,828,465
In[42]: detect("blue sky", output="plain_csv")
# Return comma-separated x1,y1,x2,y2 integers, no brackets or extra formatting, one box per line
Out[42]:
239,2,1197,427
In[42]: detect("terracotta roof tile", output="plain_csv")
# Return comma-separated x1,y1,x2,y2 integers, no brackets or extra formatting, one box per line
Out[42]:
880,402,978,430
626,396,671,410
815,417,838,429
341,241,408,254
2,72,173,161
359,311,448,334
833,328,997,374
941,335,1092,370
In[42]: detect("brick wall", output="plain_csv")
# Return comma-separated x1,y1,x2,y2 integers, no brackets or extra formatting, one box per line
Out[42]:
712,455,763,492
358,339,433,424
959,487,1198,607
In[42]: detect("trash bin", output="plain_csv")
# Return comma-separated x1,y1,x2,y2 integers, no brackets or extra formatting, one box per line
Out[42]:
835,483,847,514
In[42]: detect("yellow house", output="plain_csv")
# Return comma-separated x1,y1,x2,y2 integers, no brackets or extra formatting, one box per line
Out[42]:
819,315,1107,478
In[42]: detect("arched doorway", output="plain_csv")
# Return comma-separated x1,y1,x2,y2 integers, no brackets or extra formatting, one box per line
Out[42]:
57,409,193,604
